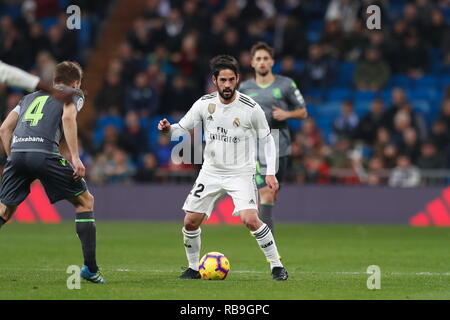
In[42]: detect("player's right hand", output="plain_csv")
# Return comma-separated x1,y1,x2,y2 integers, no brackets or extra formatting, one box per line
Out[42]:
158,118,171,132
72,157,86,181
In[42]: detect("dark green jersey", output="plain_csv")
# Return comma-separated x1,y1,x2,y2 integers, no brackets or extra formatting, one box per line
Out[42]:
11,86,84,154
239,75,305,157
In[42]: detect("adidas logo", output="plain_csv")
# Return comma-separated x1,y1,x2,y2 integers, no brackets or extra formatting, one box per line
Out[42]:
261,240,273,248
410,186,450,227
207,115,214,121
249,199,255,205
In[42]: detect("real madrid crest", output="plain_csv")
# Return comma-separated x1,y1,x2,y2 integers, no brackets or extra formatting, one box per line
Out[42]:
208,103,216,114
233,117,240,127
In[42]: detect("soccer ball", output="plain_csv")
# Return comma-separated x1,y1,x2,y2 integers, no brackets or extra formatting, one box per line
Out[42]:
199,252,230,280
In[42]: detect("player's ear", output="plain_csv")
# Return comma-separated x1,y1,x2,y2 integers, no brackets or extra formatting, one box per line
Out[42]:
236,73,240,85
211,75,217,86
250,57,256,68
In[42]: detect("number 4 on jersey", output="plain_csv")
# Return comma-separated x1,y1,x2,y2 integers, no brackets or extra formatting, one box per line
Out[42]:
22,96,49,126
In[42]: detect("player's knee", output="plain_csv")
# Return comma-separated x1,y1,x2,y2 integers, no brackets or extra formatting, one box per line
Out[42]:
183,213,202,231
0,203,17,221
76,191,94,212
260,187,277,203
241,213,261,231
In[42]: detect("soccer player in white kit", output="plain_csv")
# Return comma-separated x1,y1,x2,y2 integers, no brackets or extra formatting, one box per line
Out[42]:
158,55,288,281
0,60,76,103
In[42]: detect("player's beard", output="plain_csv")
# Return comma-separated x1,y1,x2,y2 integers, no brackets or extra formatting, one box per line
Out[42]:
257,70,269,77
218,87,235,101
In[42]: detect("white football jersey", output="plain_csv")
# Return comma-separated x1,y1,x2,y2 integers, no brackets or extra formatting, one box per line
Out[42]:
177,90,271,176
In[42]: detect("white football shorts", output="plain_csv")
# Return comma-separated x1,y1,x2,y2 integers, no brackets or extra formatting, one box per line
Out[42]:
182,169,259,218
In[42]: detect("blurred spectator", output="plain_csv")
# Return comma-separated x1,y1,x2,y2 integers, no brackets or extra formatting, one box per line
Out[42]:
98,125,120,152
429,119,449,150
155,133,172,167
354,98,387,144
238,51,254,81
276,15,308,60
301,43,335,90
343,20,367,62
163,8,185,51
134,152,158,183
352,154,386,186
128,17,153,56
125,72,159,118
294,118,325,156
28,23,51,61
328,138,352,169
320,19,344,59
104,148,137,184
382,87,408,131
162,74,196,117
35,51,56,84
118,111,150,161
383,143,399,169
354,47,390,91
373,127,391,158
391,110,412,145
426,9,447,48
95,72,126,116
325,0,360,33
332,101,359,141
296,154,330,184
0,16,30,68
89,154,108,185
279,55,301,85
222,28,241,58
416,140,446,170
398,127,421,163
437,98,450,132
47,24,77,61
398,32,428,78
388,154,421,187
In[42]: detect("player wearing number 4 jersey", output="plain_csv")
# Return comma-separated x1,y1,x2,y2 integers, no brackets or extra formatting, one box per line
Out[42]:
0,61,105,284
158,55,288,281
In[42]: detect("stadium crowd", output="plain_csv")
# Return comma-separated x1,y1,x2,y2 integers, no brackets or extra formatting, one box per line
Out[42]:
1,0,450,187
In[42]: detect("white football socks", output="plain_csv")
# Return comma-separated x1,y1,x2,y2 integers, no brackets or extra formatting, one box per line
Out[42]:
252,223,283,269
182,227,201,271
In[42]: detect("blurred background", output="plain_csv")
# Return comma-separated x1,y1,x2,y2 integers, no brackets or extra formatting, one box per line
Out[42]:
1,0,450,224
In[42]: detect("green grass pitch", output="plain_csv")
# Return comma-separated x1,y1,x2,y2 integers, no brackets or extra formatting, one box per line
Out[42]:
0,222,449,300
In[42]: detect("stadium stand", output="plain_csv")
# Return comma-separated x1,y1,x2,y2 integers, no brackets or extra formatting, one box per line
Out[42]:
1,0,450,187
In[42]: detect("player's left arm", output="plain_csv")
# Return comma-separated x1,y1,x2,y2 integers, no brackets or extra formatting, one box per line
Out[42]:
272,80,307,120
252,105,279,191
0,107,20,157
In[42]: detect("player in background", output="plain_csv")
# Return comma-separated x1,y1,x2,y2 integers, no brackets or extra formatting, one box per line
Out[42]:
0,60,76,103
158,55,288,281
239,42,308,234
0,61,105,284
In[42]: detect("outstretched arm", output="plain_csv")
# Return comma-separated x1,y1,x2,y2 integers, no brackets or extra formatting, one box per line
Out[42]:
0,61,76,103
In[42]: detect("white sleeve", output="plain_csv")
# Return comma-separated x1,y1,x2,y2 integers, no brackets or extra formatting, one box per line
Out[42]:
251,104,270,139
170,100,202,135
12,105,21,114
0,61,40,92
262,134,277,175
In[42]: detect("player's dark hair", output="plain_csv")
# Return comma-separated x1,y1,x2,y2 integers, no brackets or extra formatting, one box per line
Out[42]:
210,55,240,78
53,61,83,86
250,42,275,59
